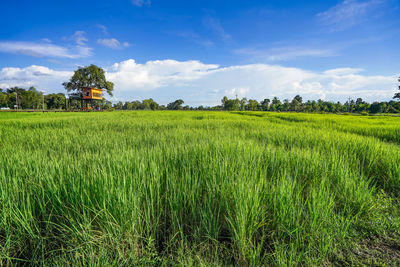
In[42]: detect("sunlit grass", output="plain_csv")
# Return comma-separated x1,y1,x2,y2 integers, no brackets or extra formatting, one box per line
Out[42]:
0,111,399,265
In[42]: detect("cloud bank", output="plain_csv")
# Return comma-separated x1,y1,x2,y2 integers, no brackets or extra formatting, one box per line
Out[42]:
0,59,396,106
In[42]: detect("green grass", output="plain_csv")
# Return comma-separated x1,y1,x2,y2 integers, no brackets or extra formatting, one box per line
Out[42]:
0,111,399,266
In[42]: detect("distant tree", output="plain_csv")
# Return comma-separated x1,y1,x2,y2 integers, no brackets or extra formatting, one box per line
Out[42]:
269,97,281,111
310,100,319,112
0,91,7,107
6,87,25,109
294,95,302,103
234,98,240,110
101,100,112,110
45,93,66,109
221,96,228,107
325,101,337,113
123,101,133,110
354,98,370,112
142,98,159,110
62,64,114,96
282,99,290,112
167,99,184,110
141,100,150,110
290,95,303,112
221,96,239,110
20,87,41,109
131,100,141,110
114,101,123,110
381,102,389,113
6,87,25,94
389,100,400,113
240,97,247,111
370,102,381,114
304,100,312,112
387,102,399,113
260,98,270,111
394,76,400,100
370,101,389,114
247,99,259,111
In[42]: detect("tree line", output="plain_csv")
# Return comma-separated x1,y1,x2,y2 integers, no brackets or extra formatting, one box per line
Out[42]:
113,95,400,114
1,87,400,114
0,87,116,110
0,87,66,110
215,95,400,114
0,87,187,111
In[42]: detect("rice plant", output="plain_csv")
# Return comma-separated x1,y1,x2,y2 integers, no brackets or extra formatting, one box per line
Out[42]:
0,111,399,266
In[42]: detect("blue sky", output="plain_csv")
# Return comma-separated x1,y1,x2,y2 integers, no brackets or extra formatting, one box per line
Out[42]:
0,0,399,105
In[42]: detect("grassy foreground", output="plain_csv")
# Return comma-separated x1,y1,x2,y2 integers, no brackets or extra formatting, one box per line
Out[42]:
0,111,399,266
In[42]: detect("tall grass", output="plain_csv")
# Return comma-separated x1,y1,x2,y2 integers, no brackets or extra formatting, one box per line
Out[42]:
0,111,399,265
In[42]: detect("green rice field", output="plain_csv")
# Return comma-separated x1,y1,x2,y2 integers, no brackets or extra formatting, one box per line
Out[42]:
0,111,399,265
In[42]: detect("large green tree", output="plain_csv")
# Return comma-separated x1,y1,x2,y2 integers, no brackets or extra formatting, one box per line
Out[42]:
62,64,114,96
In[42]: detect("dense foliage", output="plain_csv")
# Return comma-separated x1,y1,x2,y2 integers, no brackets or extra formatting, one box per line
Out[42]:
116,95,400,114
0,111,399,265
62,64,114,96
1,87,400,114
0,87,66,110
216,95,400,113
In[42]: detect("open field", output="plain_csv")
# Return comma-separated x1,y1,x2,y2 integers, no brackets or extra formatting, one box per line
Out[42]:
0,111,399,266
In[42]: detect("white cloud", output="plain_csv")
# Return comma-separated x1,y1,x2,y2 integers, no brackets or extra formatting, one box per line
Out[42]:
235,46,336,62
72,31,87,45
132,0,151,7
96,24,109,35
0,59,396,105
317,0,383,31
97,38,120,49
0,41,92,58
95,26,130,48
97,38,129,49
106,59,219,90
